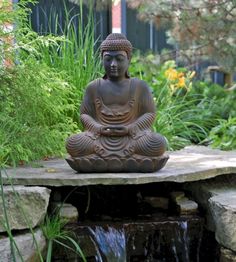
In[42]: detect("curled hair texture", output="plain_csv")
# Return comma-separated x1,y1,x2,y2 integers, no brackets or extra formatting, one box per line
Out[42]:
100,33,132,58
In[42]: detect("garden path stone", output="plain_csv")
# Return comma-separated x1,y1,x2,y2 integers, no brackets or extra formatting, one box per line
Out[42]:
3,146,236,186
0,186,50,233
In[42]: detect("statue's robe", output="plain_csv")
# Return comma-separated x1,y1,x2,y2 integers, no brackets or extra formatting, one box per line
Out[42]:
66,78,167,158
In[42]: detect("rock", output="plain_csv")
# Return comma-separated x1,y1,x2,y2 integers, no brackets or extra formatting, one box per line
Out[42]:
220,247,236,262
50,202,79,223
184,176,236,231
185,183,215,231
170,191,185,201
209,191,236,252
175,198,198,215
144,196,169,210
0,186,51,233
170,191,198,215
185,178,236,252
0,228,46,262
3,146,236,186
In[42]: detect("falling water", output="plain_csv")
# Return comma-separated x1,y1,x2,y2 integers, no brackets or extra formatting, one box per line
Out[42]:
88,226,126,262
170,220,203,262
178,221,190,262
72,218,203,261
126,219,202,261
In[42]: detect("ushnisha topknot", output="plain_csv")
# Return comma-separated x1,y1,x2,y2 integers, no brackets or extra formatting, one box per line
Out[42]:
100,33,133,59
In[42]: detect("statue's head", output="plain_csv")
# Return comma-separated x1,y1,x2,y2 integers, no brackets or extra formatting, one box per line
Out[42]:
100,33,132,59
100,33,133,79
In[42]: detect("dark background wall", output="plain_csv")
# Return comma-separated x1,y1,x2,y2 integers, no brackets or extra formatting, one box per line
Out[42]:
27,0,111,48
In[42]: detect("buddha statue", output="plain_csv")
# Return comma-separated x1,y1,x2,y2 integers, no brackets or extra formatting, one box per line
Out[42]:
66,33,168,172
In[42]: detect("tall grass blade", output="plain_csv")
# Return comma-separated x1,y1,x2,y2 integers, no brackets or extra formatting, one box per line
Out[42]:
0,170,23,262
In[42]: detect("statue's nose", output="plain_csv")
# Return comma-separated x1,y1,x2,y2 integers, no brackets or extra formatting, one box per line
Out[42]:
111,59,117,67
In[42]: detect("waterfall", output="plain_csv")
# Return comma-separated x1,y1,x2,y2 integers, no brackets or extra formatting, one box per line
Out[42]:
74,218,203,261
88,226,126,262
176,221,190,262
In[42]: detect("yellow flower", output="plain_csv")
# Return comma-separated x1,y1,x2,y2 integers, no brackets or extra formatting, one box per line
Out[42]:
177,72,184,78
165,68,178,81
177,76,185,87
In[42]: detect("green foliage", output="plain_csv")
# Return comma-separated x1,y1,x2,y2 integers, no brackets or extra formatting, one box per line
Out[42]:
208,117,236,150
190,81,236,119
0,172,24,262
0,0,102,165
42,214,86,262
19,0,102,122
130,54,236,150
0,59,77,166
1,0,235,168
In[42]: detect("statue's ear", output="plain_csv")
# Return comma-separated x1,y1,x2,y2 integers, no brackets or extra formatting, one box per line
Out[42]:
125,71,130,78
128,55,132,63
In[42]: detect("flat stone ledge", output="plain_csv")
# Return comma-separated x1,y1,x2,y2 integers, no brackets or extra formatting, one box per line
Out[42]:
2,146,236,187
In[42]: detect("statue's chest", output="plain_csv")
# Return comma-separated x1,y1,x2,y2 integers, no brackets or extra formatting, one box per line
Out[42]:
98,83,131,106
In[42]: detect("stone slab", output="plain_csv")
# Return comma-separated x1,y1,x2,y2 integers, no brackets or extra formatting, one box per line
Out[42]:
184,177,236,252
209,191,236,252
184,176,236,231
50,202,79,223
2,146,236,187
0,186,50,232
220,247,236,262
0,229,46,262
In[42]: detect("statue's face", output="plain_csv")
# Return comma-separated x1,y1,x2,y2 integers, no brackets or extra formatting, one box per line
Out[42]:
103,51,129,80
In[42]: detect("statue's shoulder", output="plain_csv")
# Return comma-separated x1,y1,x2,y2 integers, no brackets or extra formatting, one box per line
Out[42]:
131,77,151,93
86,78,100,89
85,78,102,94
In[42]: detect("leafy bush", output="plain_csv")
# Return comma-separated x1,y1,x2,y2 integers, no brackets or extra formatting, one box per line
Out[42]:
129,54,224,150
0,0,103,165
208,117,236,150
17,0,102,123
190,81,236,119
0,59,77,166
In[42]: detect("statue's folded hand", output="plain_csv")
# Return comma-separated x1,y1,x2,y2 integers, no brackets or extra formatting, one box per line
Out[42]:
100,125,128,136
91,123,102,137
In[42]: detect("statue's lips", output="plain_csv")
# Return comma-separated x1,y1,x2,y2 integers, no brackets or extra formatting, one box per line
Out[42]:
110,69,118,73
